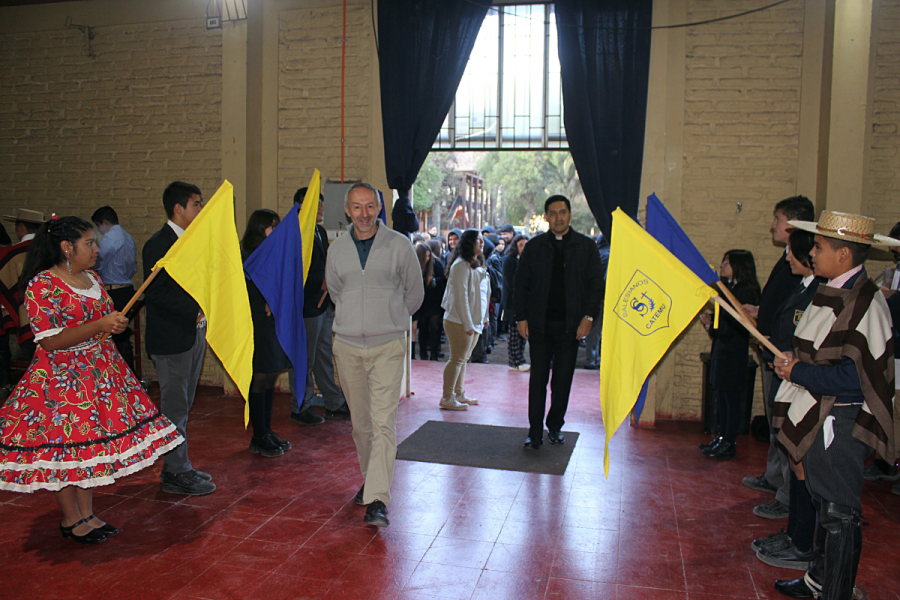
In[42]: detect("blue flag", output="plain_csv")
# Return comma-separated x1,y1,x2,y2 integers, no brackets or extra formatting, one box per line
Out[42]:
243,203,307,394
646,193,718,285
630,194,718,421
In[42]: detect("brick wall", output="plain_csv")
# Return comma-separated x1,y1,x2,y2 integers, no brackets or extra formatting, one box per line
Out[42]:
0,19,224,383
869,0,900,236
277,2,372,213
663,0,806,419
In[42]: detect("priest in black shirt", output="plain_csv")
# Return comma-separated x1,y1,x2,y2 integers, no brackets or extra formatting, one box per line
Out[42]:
514,196,604,449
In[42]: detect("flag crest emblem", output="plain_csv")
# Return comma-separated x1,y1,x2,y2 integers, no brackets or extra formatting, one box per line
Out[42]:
616,270,671,336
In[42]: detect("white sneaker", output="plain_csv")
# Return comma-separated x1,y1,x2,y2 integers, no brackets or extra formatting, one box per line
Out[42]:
509,364,530,372
457,393,479,405
439,396,468,411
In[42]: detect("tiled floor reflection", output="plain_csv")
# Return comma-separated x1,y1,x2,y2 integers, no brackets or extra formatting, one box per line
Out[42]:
1,359,898,599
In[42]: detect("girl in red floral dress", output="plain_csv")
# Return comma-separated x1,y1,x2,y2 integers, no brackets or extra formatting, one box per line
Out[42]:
0,216,183,544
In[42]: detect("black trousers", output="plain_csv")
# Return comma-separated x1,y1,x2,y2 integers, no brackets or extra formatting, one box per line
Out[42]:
716,388,743,443
107,285,136,375
527,322,579,438
804,404,870,512
417,313,442,360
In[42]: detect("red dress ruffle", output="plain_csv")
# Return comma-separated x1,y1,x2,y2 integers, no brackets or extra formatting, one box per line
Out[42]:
0,270,183,492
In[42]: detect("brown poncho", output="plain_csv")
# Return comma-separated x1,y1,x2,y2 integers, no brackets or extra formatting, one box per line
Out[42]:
773,274,895,462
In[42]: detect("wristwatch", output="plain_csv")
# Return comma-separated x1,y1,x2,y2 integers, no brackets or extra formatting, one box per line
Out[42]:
584,315,593,322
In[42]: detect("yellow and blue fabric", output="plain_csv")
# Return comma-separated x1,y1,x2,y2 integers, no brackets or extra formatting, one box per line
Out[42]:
600,208,718,476
626,193,721,420
153,180,254,418
244,170,322,395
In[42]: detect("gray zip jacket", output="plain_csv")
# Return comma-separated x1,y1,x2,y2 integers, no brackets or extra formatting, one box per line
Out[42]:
325,221,424,348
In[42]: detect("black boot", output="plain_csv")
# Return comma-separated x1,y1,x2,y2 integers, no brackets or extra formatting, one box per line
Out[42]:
248,390,267,441
265,388,291,451
819,502,862,600
248,390,283,457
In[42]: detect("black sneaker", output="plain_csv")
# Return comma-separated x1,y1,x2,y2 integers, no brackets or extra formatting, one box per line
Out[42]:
364,500,389,527
325,404,351,419
290,409,325,426
756,543,812,570
354,485,365,505
753,499,789,519
161,470,217,495
268,431,291,451
751,529,790,552
248,436,284,458
193,469,213,481
742,474,777,494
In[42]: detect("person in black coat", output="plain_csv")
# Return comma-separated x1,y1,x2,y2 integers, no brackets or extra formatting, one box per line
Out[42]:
699,249,760,460
413,242,445,360
143,181,216,496
503,234,530,370
515,196,604,449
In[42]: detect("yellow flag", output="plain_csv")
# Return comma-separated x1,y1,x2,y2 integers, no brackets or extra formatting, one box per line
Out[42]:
600,209,717,476
298,170,321,284
154,180,254,422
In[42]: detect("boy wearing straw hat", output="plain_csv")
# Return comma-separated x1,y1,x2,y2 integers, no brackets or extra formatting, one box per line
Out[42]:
771,211,897,600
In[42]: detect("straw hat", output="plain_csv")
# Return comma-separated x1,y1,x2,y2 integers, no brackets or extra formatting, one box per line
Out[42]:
1,208,45,224
789,210,900,246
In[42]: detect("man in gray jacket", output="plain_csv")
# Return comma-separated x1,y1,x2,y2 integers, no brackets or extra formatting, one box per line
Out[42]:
325,182,424,527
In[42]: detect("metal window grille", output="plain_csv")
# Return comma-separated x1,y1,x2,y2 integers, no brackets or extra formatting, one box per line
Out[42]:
434,4,567,150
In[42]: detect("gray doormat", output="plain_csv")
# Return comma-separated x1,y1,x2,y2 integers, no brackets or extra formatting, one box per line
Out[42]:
397,421,579,475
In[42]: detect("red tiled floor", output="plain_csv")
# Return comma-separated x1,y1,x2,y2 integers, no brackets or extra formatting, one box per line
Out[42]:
2,359,899,600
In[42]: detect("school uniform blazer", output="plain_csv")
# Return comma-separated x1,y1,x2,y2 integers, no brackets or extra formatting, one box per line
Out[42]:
761,277,823,365
708,281,757,392
142,223,203,356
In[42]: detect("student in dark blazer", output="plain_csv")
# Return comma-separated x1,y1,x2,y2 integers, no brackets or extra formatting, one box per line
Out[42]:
753,229,823,569
143,181,216,496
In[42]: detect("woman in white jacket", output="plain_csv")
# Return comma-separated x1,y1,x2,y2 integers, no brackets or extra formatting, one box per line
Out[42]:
439,229,490,410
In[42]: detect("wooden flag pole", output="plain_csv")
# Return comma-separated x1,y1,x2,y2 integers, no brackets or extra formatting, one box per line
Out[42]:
99,267,163,343
713,296,786,360
316,290,329,308
715,280,757,329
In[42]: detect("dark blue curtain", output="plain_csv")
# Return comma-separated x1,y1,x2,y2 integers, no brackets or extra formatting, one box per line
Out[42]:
378,0,490,235
556,0,652,238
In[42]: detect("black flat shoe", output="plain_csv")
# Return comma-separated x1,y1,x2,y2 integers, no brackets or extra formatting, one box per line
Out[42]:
699,436,722,451
87,514,119,537
701,438,724,456
705,441,736,460
60,518,107,545
773,577,814,599
354,485,365,506
523,436,542,450
548,431,565,445
268,431,292,451
249,436,284,457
